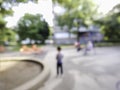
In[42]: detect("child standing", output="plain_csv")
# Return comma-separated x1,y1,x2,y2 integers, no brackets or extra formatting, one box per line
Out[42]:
56,46,64,75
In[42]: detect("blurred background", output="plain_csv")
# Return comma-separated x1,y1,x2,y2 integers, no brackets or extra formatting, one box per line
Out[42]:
0,0,120,51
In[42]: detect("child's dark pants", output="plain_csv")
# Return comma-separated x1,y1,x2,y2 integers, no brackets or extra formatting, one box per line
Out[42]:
57,63,63,75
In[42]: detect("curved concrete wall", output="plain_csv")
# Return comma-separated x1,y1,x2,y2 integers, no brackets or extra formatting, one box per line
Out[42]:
0,56,50,90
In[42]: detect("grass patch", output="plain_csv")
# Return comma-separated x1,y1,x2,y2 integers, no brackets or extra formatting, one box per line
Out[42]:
95,42,120,47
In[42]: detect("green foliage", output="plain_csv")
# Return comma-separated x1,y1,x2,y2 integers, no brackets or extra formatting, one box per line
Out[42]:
54,0,97,29
16,13,50,44
0,28,16,45
0,0,38,45
96,4,120,41
54,0,97,41
104,14,120,41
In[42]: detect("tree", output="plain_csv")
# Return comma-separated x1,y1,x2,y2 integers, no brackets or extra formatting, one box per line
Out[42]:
95,4,120,41
16,13,50,44
53,0,97,41
0,0,38,45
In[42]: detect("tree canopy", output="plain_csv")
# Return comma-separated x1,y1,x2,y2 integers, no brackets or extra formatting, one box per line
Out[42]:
95,3,120,41
16,13,50,44
53,0,120,42
53,0,97,27
53,0,97,41
0,0,38,45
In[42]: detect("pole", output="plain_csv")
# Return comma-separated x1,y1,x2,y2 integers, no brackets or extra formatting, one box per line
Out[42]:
77,21,80,42
52,0,56,45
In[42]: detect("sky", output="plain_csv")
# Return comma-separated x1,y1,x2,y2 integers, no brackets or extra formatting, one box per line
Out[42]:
94,0,120,14
5,0,120,28
5,0,53,27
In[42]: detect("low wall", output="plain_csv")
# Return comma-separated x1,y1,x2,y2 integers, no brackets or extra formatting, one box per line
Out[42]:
0,56,50,90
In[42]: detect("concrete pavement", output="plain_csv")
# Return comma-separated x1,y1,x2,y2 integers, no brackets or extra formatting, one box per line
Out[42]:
39,46,120,90
0,45,120,90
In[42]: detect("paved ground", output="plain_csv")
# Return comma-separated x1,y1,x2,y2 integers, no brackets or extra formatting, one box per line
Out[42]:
0,45,120,90
39,46,120,90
